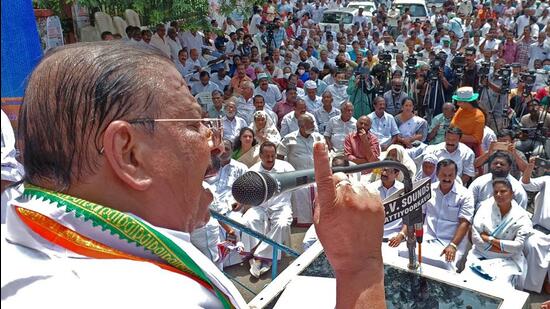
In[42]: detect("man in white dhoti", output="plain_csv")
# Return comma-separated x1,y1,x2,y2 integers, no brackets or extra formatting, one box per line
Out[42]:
242,142,294,277
418,159,474,271
521,157,550,294
463,178,532,290
278,114,324,225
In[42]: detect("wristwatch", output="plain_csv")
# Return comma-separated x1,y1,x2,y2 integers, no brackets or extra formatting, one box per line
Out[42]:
448,242,457,250
487,236,495,244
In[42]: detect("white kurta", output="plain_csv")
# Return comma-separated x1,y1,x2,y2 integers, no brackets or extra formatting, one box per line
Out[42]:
241,160,294,260
1,194,248,308
421,182,475,271
463,199,532,289
279,112,318,138
323,116,357,152
469,173,529,211
367,180,404,239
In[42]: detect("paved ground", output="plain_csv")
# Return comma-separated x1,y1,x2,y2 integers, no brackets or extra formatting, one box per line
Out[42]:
225,226,549,308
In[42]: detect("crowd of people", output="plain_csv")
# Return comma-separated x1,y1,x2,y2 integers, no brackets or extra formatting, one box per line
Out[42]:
2,0,550,307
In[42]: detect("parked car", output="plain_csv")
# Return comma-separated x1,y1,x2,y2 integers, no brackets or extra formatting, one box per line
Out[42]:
393,0,430,22
346,1,377,18
319,8,359,32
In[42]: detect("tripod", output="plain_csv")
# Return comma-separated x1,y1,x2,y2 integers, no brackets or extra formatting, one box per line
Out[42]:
422,75,445,124
478,76,510,136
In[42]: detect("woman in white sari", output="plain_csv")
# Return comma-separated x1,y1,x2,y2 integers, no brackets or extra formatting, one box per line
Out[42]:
249,111,281,144
395,97,428,148
231,127,260,168
464,178,533,289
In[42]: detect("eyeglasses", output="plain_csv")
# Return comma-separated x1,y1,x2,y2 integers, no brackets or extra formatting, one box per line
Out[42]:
128,118,224,151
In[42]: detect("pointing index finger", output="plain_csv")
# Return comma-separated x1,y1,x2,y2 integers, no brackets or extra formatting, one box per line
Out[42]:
313,141,336,209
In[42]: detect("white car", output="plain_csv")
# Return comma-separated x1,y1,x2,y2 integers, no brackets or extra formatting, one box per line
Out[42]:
319,8,359,32
346,1,377,17
393,0,430,22
426,0,445,12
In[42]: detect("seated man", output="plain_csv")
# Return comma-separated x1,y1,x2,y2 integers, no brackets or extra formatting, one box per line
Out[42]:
463,178,532,289
191,71,220,96
416,159,474,271
254,73,283,109
246,94,278,126
324,102,357,154
313,91,340,134
222,100,248,142
427,102,455,145
302,80,323,112
344,115,380,167
279,99,318,137
367,161,406,251
424,126,475,185
469,151,528,211
242,142,294,277
521,157,550,294
367,96,399,151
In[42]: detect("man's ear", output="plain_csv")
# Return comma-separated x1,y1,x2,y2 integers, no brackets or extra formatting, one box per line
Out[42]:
101,121,153,191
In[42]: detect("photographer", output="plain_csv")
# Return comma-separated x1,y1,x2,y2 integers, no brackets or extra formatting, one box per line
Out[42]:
383,78,408,116
474,129,528,179
515,100,550,158
348,67,378,118
478,59,512,132
425,51,456,117
461,47,480,91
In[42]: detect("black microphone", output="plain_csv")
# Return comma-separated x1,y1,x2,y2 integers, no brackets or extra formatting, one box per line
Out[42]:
231,161,412,206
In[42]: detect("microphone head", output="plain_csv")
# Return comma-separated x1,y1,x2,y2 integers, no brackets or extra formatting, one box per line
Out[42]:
231,171,277,206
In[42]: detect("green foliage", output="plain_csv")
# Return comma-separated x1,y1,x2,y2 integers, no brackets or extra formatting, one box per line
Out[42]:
33,0,71,17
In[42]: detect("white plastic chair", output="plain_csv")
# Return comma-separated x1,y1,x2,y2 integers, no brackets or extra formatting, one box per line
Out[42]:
80,25,100,42
124,9,141,27
112,16,128,38
94,11,116,35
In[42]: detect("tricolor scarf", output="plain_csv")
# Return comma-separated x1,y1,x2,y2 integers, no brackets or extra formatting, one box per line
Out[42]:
17,185,234,309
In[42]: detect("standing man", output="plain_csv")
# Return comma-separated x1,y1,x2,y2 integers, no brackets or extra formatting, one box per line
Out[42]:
150,24,171,58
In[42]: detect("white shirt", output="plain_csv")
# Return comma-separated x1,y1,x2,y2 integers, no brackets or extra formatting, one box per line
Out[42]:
222,116,248,142
481,126,497,153
313,106,341,134
235,96,256,122
468,173,529,211
302,94,322,112
324,84,348,108
166,37,183,61
424,142,475,178
515,15,530,38
278,131,324,171
522,176,550,230
323,116,357,152
1,195,248,308
368,180,404,238
212,74,231,90
191,81,220,96
150,33,171,58
367,111,400,148
280,112,318,137
180,31,204,52
249,14,262,35
254,84,283,109
205,159,249,213
423,182,474,248
1,110,24,224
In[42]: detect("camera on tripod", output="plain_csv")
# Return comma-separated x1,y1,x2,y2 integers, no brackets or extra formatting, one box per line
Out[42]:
479,61,491,77
496,65,512,93
405,54,418,77
379,50,392,66
520,71,536,96
451,53,466,77
429,55,444,80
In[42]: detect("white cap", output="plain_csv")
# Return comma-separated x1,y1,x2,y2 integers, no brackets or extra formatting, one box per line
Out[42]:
304,80,317,89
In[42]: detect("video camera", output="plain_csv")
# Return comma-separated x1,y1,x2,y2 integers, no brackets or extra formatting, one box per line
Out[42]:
429,55,444,80
479,61,491,77
379,50,392,65
520,71,536,95
451,53,466,77
496,65,512,93
405,54,418,77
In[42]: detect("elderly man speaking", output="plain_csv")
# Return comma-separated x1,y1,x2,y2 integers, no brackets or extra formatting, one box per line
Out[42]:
1,42,386,308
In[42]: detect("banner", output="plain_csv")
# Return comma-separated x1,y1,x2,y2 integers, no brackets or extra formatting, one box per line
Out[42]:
383,177,431,224
46,15,64,50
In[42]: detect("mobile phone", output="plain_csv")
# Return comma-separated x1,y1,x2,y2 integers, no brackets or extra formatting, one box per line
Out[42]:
535,157,550,169
493,142,509,151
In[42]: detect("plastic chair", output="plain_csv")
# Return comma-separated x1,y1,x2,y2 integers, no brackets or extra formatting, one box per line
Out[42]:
94,11,116,35
124,9,141,27
112,16,128,38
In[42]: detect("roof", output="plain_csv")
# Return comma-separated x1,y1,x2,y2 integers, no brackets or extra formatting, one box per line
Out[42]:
323,8,359,13
393,0,428,5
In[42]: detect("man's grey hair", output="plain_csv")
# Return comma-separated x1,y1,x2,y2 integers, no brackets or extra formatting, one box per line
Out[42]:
298,114,314,127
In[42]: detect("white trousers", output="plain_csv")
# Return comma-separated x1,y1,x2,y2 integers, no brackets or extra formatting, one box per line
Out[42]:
522,231,550,293
241,205,292,260
291,185,316,225
462,251,526,290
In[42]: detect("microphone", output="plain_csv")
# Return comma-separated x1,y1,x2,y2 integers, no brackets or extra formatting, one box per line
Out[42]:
231,161,412,206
